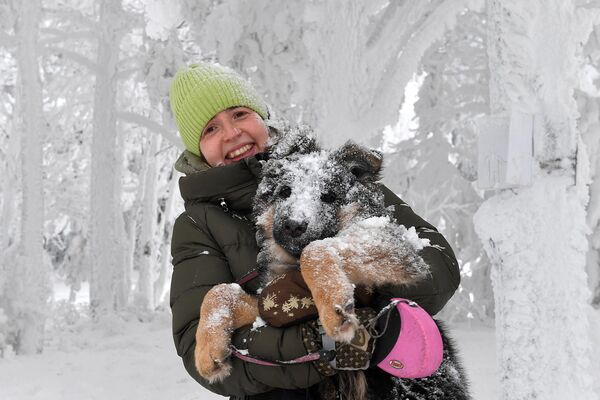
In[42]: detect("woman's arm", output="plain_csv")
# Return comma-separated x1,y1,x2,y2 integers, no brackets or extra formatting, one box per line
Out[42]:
376,185,461,315
170,213,324,397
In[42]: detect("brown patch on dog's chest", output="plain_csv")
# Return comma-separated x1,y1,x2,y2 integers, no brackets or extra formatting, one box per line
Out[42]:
257,205,299,270
337,203,360,230
256,205,275,239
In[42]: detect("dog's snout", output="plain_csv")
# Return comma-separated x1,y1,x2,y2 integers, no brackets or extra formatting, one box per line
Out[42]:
283,219,308,238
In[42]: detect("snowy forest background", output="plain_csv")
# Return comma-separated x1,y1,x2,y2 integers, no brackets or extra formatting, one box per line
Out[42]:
1,0,600,399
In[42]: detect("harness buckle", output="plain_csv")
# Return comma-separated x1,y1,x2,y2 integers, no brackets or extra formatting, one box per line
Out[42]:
318,348,337,362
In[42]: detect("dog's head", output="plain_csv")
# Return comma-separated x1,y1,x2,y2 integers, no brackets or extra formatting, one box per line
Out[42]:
255,137,385,266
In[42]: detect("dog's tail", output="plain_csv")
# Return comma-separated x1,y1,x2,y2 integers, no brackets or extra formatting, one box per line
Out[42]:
338,370,367,400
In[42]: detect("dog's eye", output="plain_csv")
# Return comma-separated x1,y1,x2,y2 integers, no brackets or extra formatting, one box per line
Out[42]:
320,191,337,204
278,185,292,199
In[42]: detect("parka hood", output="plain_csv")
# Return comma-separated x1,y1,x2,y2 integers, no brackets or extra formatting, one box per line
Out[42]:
178,156,264,213
174,150,211,175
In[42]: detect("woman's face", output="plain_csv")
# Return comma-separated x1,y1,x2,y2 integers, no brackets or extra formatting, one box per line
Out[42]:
199,107,269,167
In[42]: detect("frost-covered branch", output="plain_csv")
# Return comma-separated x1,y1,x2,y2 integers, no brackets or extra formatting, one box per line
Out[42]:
365,0,407,48
43,46,98,73
42,7,97,29
0,31,15,48
371,0,485,120
116,111,182,150
576,0,600,8
366,0,440,54
115,68,139,80
40,28,95,45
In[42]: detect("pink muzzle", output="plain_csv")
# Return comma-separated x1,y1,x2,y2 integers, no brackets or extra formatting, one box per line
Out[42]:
377,298,444,378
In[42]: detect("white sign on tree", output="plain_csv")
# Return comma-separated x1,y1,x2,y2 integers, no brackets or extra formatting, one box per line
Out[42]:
475,109,534,190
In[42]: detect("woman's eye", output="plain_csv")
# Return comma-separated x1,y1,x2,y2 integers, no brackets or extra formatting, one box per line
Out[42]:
278,185,291,199
203,125,217,135
320,191,336,204
233,110,248,119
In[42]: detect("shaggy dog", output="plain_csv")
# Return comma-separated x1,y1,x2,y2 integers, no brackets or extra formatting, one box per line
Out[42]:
194,129,470,400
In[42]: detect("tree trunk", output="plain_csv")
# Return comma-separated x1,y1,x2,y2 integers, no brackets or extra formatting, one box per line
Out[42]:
12,0,50,355
89,0,127,316
154,165,179,308
134,133,159,311
473,1,597,398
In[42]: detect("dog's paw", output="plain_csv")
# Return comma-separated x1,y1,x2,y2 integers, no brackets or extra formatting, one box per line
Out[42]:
195,329,233,383
194,340,232,383
321,303,360,343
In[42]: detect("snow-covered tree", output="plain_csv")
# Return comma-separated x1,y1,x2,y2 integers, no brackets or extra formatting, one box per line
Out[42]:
88,0,130,315
137,29,186,309
577,23,600,308
473,1,599,398
10,0,50,355
0,0,19,356
183,0,484,150
40,0,97,304
385,8,493,322
35,0,182,316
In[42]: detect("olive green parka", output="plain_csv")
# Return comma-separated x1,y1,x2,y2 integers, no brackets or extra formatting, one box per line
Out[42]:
170,147,461,400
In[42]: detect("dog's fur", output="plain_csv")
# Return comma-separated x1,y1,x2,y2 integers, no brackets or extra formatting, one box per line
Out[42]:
194,130,470,399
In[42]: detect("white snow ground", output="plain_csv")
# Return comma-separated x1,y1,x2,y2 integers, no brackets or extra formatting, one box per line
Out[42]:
0,313,498,400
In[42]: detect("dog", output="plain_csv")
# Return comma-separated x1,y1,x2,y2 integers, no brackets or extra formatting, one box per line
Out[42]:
194,128,470,400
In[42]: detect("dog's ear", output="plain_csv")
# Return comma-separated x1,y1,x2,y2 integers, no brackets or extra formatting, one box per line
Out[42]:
269,124,319,159
333,141,383,183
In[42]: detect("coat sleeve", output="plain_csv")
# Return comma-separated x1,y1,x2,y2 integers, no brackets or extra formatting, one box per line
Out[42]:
376,185,461,315
170,213,325,397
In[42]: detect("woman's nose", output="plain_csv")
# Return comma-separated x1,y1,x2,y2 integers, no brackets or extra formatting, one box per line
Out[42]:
223,125,241,141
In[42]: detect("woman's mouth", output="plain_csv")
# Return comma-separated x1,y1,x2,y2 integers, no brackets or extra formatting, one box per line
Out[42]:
226,143,256,161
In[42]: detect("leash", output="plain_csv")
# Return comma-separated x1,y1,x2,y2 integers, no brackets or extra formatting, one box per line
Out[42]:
365,299,402,339
230,346,335,366
236,268,259,286
229,301,398,368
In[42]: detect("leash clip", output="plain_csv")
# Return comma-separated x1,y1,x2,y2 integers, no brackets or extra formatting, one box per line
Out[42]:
318,348,337,362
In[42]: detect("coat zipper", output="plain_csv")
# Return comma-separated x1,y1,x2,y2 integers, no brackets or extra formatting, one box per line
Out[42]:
218,197,250,222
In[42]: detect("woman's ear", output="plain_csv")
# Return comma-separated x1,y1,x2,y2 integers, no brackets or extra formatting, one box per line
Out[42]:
333,141,383,183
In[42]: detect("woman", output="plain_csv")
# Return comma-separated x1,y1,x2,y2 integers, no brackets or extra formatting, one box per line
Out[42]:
168,62,461,400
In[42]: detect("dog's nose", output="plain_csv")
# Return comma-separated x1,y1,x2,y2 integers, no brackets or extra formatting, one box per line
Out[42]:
283,220,307,238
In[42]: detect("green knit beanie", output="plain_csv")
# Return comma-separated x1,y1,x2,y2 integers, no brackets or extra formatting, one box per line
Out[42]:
169,63,269,156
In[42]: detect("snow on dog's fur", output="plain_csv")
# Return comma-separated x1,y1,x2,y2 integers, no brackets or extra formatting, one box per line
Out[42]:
253,133,431,343
194,128,470,400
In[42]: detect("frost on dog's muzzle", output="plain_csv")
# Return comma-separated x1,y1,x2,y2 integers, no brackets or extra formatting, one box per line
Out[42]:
272,220,313,257
272,202,338,257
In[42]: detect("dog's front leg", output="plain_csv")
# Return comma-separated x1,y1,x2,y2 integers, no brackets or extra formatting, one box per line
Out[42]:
300,224,429,343
334,227,430,289
195,283,259,383
300,243,359,343
312,219,430,290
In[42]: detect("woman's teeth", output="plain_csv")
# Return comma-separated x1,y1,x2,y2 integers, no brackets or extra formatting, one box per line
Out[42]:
227,144,253,159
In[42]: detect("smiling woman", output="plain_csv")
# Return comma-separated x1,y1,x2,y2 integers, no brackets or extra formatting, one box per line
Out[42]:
199,107,269,167
167,62,462,400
